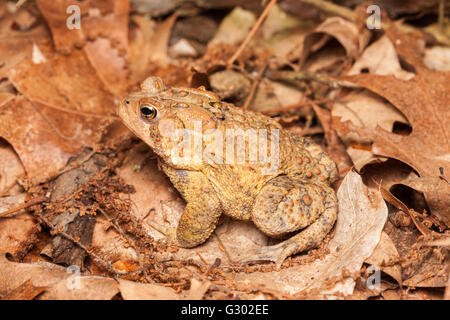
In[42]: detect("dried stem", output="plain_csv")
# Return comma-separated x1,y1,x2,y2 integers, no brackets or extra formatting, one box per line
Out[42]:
227,0,277,67
298,0,355,21
242,62,267,110
0,196,48,219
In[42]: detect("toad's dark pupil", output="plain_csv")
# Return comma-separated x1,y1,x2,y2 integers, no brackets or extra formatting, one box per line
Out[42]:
141,106,155,116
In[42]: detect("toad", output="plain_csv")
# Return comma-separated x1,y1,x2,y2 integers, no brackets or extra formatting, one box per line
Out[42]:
118,77,339,268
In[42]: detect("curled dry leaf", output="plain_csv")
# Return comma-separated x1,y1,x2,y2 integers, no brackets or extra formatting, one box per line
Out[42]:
249,79,306,113
347,35,415,81
0,254,119,300
332,89,408,170
299,17,371,67
235,170,388,296
340,28,450,226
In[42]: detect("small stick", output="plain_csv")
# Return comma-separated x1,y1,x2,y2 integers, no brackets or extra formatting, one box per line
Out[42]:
0,196,47,219
267,70,343,89
214,230,234,264
242,62,267,110
227,0,277,67
297,0,355,21
439,0,445,33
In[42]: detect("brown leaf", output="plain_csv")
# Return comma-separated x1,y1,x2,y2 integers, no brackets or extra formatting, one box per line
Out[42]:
347,35,415,80
340,28,450,226
8,46,115,117
36,0,129,55
0,5,49,79
0,96,108,184
117,279,179,300
235,170,388,296
148,13,178,66
128,15,156,83
2,45,117,183
1,279,47,300
0,140,25,196
84,38,130,97
299,17,371,67
365,231,402,286
0,194,37,257
0,254,119,300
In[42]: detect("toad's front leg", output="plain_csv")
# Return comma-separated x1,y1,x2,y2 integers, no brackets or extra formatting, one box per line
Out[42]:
150,166,222,248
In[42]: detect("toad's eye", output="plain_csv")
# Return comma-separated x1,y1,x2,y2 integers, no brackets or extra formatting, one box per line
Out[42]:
140,104,158,120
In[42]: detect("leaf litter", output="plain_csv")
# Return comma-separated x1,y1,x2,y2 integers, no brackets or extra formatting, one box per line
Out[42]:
0,0,449,300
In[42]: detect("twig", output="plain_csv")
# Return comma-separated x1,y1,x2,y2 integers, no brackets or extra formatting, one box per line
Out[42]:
267,70,343,89
242,62,267,110
0,196,48,219
227,0,277,67
262,102,311,115
214,230,235,265
297,0,355,21
439,0,446,33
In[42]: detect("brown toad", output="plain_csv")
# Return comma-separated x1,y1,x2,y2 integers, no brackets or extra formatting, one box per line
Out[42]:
118,77,339,267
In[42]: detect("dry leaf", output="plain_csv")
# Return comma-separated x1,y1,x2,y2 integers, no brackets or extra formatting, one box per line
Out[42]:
184,278,211,300
1,279,47,300
0,6,49,79
0,194,37,257
365,231,402,286
36,0,129,55
0,96,108,184
423,46,450,72
84,38,130,97
3,46,115,183
0,254,119,299
299,17,370,67
235,170,388,296
117,279,179,300
332,89,408,170
347,35,415,80
340,28,450,226
210,7,256,45
0,140,25,196
148,13,178,66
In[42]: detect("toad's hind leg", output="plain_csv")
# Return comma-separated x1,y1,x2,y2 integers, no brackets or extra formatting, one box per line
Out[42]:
242,176,337,268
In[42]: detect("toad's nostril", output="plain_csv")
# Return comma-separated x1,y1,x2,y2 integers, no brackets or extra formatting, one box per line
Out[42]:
125,100,130,105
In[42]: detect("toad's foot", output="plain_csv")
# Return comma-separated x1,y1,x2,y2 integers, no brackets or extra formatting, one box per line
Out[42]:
239,242,291,270
147,221,180,246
